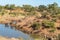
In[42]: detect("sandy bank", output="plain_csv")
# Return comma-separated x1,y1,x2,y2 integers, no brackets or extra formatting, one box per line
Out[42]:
0,36,23,40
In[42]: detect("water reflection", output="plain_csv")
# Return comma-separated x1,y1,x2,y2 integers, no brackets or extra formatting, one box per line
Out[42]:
0,24,33,40
4,24,44,40
4,23,43,40
5,23,9,27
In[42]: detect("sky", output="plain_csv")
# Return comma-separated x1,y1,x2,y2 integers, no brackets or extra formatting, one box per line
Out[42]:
0,0,60,6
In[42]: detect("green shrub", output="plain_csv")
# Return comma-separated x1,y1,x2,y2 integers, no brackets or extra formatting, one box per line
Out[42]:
27,11,36,16
0,12,4,16
49,29,55,33
58,34,60,40
51,18,57,22
38,5,47,12
42,20,54,28
9,12,16,17
31,22,41,30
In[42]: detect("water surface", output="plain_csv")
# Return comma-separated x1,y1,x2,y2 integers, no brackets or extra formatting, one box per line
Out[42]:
0,24,33,40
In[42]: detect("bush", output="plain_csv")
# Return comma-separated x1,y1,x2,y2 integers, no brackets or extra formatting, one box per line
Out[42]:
9,12,16,17
31,22,41,30
38,5,47,12
23,5,33,12
42,20,54,28
0,12,4,16
27,11,37,16
58,34,60,40
51,18,57,22
5,4,15,10
49,29,55,33
57,14,60,19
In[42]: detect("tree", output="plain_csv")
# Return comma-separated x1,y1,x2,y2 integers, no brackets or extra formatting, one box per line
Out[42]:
0,6,3,9
38,5,47,12
9,4,15,10
4,4,15,10
23,5,34,12
48,2,58,9
4,4,9,9
48,2,58,14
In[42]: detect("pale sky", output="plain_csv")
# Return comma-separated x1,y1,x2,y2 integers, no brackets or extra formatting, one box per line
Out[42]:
0,0,60,6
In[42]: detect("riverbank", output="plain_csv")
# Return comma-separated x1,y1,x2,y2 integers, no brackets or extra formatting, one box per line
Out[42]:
0,15,59,40
0,4,60,40
0,36,23,40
